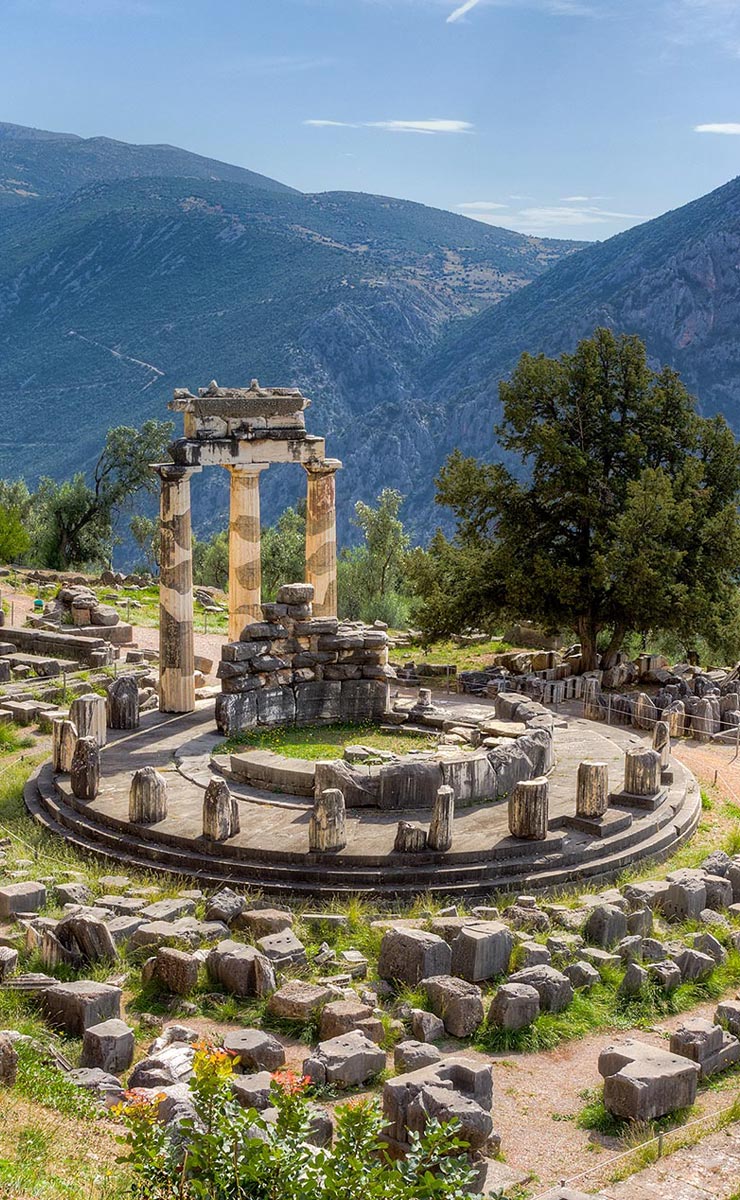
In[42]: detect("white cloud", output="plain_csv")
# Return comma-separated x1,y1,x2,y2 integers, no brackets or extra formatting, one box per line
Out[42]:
446,0,483,22
457,201,508,210
464,201,652,235
560,194,608,201
695,122,740,134
304,118,473,134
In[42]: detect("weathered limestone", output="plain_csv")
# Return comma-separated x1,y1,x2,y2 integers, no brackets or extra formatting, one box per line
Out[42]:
70,736,100,801
43,980,122,1036
202,779,240,841
106,675,140,730
599,1038,700,1121
394,821,427,852
81,1019,135,1073
52,717,78,773
428,784,454,852
575,760,609,819
487,983,540,1031
583,677,602,721
69,694,107,748
303,1030,385,1087
669,1017,740,1080
226,464,269,640
623,746,661,798
383,1057,494,1152
633,692,657,731
156,463,198,714
421,976,484,1038
508,776,549,840
222,1028,286,1072
207,940,276,998
378,928,452,985
304,460,340,617
664,700,686,738
309,787,347,852
129,766,168,824
653,720,670,771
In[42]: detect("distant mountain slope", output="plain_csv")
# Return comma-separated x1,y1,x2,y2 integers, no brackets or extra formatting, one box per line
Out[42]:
420,175,740,484
0,131,581,537
0,120,297,204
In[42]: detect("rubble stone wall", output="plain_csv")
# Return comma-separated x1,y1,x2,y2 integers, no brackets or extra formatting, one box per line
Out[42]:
215,584,392,735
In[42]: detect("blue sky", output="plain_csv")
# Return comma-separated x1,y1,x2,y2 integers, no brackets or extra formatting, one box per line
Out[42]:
3,0,740,240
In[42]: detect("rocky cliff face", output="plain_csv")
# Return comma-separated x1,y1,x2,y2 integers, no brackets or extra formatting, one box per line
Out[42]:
420,174,740,503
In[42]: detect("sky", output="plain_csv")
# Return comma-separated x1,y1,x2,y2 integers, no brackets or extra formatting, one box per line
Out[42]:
2,0,740,241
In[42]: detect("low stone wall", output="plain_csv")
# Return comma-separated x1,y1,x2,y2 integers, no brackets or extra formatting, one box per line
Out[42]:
215,584,393,735
0,626,114,667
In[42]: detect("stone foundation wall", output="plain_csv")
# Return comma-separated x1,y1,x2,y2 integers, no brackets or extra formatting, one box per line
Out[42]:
215,584,393,735
0,627,115,667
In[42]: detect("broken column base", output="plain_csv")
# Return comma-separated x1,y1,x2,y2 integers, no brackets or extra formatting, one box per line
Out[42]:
608,788,667,813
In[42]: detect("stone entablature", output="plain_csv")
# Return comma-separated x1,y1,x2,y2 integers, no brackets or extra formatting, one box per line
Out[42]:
215,583,393,735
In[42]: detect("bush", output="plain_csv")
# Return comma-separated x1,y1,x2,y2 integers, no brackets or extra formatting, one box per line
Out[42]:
117,1042,482,1199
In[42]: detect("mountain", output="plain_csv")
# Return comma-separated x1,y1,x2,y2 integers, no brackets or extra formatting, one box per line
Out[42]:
419,175,740,487
0,121,297,204
0,122,582,539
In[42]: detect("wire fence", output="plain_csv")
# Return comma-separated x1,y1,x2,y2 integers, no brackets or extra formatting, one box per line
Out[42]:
527,1092,740,1198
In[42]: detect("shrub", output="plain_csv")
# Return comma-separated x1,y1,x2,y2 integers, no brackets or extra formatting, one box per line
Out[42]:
117,1042,482,1199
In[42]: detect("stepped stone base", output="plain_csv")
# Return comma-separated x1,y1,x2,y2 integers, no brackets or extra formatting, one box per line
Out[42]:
24,704,701,900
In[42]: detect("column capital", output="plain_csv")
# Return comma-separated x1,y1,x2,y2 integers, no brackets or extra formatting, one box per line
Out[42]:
304,457,342,476
223,462,270,477
152,462,202,483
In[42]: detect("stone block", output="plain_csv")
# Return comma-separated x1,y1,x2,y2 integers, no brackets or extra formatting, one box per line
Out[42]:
232,1070,273,1111
43,980,122,1036
257,929,307,967
410,1009,445,1043
378,760,444,810
704,873,733,911
236,908,293,938
266,980,333,1023
0,881,46,917
394,1039,442,1072
206,940,276,998
303,1031,386,1088
383,1057,493,1149
257,686,296,726
662,871,707,921
508,965,574,1013
599,1038,700,1121
564,961,600,989
583,904,628,949
155,947,200,995
222,1028,286,1073
647,960,682,990
294,680,341,725
450,921,513,982
378,928,452,985
487,982,540,1031
80,1019,135,1073
421,975,484,1038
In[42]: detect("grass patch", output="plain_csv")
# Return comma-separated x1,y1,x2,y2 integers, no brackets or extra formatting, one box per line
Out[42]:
0,724,35,755
218,722,438,760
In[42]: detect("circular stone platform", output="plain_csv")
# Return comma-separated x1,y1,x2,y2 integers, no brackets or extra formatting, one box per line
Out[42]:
25,700,701,899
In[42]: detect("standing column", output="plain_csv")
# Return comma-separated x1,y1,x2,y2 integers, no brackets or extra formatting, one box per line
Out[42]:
155,464,198,714
226,464,268,641
305,459,341,618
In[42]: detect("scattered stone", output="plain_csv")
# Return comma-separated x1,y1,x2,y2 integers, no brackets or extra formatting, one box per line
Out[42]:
266,980,333,1023
410,1009,445,1043
508,966,574,1013
451,922,513,983
154,947,200,995
421,975,484,1038
207,940,276,999
0,882,45,918
303,1031,386,1087
378,928,452,986
43,980,121,1036
237,908,293,938
0,1034,18,1086
564,961,600,990
583,904,628,949
487,983,540,1031
204,889,245,926
599,1038,700,1121
618,962,647,998
394,1040,442,1072
80,1019,135,1073
222,1028,286,1073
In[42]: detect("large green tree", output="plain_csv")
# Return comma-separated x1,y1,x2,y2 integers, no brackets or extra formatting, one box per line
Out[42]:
410,329,740,670
34,420,173,570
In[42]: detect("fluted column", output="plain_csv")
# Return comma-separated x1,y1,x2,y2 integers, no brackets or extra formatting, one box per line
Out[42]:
155,464,199,714
227,464,268,641
305,459,341,618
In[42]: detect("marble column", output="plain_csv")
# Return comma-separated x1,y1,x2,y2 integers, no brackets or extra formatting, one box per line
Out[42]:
305,459,341,618
156,464,198,714
226,464,268,641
